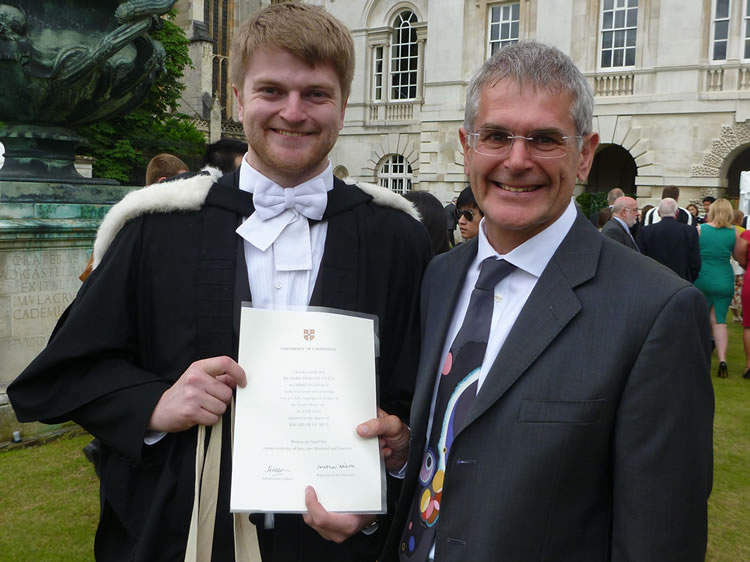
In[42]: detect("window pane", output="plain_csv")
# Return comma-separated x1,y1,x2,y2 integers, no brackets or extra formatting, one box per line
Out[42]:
716,20,729,41
626,30,636,46
616,0,625,7
491,24,499,41
613,49,624,66
713,40,728,60
716,0,729,19
603,31,614,48
501,22,510,39
502,5,510,18
603,11,613,29
512,3,520,19
625,47,635,66
615,10,625,27
511,21,519,38
630,0,638,6
746,18,750,39
604,0,614,9
614,30,625,48
626,7,637,27
491,6,500,20
601,50,612,67
745,40,750,59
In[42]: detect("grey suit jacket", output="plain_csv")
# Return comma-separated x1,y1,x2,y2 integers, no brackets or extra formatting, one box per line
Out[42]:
601,216,639,251
382,212,714,562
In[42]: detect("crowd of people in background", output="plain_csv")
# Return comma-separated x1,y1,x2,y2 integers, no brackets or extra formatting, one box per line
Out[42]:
583,185,749,379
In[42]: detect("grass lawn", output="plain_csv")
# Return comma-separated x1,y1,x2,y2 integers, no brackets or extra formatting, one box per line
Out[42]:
0,432,98,561
706,320,750,561
0,323,748,560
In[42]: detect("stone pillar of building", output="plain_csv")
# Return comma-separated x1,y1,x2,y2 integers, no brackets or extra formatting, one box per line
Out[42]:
418,0,469,203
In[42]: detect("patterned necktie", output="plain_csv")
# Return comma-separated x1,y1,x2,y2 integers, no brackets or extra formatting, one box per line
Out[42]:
399,258,517,561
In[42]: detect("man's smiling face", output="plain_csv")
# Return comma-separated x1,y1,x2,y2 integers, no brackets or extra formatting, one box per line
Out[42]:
234,46,346,187
459,78,598,253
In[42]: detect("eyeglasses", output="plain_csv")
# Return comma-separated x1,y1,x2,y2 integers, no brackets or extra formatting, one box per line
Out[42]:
458,209,477,221
466,128,583,159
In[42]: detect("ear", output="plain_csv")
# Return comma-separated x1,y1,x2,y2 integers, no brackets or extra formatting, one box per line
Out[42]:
233,85,244,121
576,132,600,182
459,128,472,177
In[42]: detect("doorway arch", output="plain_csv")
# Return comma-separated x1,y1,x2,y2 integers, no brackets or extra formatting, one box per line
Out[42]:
587,144,637,194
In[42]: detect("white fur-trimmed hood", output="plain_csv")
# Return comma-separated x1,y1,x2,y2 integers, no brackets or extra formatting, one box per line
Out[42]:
344,178,421,222
91,167,223,269
90,170,421,270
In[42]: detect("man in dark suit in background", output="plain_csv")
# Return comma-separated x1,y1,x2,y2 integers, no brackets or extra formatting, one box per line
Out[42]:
642,185,694,226
639,197,701,282
347,40,713,562
601,195,640,251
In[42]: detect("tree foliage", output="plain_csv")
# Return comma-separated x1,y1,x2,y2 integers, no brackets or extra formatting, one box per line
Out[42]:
575,191,610,219
78,11,205,184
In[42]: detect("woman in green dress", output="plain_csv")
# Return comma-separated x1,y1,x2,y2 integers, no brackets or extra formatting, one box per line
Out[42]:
694,198,740,377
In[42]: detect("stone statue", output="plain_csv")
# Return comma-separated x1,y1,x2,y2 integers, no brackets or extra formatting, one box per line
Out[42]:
0,0,177,182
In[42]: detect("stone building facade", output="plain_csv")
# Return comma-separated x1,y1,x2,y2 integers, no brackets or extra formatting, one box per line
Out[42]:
174,0,750,210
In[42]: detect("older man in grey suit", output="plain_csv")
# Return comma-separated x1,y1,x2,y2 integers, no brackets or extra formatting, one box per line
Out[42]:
306,41,714,562
601,196,640,251
304,41,714,562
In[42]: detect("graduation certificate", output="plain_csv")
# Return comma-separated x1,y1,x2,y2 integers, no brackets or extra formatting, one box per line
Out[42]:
231,306,386,514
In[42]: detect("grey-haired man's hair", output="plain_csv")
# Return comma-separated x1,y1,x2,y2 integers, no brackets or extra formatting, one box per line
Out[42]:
463,41,594,143
607,188,624,205
658,197,679,218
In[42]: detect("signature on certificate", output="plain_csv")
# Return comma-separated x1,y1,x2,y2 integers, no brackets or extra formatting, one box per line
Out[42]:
265,465,292,474
317,463,356,471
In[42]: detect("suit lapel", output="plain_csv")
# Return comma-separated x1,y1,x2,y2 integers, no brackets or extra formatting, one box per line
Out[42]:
463,214,602,429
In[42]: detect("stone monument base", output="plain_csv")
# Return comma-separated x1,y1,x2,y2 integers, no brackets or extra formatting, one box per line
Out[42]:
0,180,135,442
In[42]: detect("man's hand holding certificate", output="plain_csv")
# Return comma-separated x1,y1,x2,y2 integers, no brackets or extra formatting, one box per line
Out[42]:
231,307,389,515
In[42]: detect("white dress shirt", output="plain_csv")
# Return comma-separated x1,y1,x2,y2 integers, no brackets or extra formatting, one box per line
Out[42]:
237,158,333,308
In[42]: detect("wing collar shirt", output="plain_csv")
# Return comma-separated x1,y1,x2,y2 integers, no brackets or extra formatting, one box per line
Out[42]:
235,159,333,530
424,199,577,559
235,158,333,309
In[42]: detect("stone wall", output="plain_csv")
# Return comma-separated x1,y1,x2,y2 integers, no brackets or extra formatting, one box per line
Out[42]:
0,181,134,443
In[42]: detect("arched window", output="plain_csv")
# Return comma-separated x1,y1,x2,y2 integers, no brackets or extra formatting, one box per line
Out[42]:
378,154,412,194
390,11,418,100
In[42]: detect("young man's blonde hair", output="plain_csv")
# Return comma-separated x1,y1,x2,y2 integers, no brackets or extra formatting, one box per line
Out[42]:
230,3,354,101
145,153,188,185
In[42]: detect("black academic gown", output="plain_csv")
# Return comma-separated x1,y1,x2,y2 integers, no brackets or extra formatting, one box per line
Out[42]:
9,171,432,562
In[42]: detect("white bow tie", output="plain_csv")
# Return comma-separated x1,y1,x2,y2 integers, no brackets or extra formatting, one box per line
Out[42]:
252,178,327,221
236,178,328,271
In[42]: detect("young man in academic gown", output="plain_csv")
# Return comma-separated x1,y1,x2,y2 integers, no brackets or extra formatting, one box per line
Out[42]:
8,5,431,561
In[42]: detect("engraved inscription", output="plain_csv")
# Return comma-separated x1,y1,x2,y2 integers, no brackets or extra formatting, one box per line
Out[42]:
0,248,89,388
